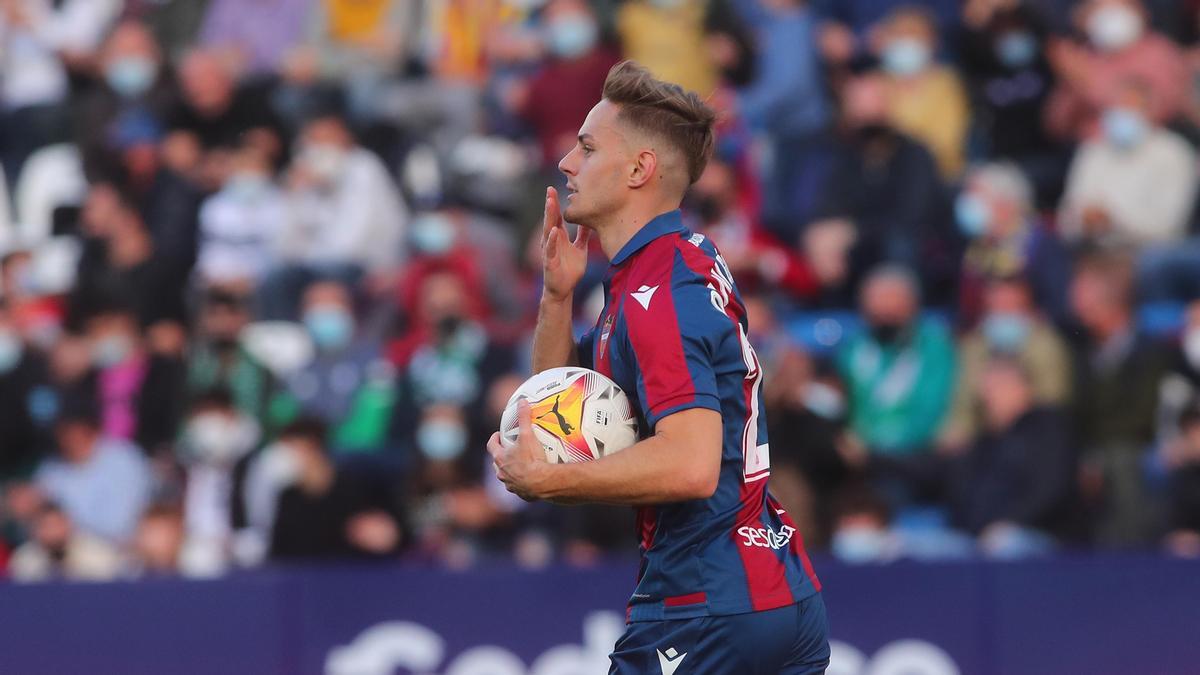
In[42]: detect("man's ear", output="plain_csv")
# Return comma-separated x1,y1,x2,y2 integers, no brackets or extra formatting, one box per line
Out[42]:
628,149,658,189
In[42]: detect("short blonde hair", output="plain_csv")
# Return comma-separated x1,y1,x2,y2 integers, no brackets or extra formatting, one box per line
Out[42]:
601,60,716,185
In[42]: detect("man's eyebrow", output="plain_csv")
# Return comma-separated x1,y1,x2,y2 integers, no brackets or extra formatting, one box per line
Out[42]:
578,133,595,144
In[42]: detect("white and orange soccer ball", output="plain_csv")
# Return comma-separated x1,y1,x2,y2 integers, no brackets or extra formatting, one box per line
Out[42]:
500,367,639,463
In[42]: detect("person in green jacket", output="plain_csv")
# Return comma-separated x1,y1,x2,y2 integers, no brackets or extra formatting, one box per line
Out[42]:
836,266,956,492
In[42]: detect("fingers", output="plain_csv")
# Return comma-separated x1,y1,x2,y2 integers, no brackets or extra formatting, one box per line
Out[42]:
486,432,503,460
572,224,592,251
517,398,533,438
542,187,562,244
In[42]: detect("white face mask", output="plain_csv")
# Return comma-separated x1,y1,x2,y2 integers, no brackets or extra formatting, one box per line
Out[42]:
1088,5,1143,52
185,413,259,465
301,144,348,181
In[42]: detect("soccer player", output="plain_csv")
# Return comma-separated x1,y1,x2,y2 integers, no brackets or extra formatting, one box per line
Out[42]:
488,61,829,674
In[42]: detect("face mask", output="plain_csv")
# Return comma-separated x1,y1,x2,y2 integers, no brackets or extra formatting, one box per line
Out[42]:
1088,5,1143,52
881,38,931,77
411,213,456,255
1184,328,1200,369
0,330,22,374
260,442,302,487
304,307,354,351
854,123,893,145
92,334,133,368
1101,107,1147,149
869,321,906,346
832,526,891,564
301,144,348,181
995,31,1037,69
982,312,1032,353
436,314,463,341
955,193,992,238
26,319,61,351
803,382,845,420
185,413,256,464
225,172,271,202
105,56,159,98
648,0,685,8
546,13,598,59
417,419,468,461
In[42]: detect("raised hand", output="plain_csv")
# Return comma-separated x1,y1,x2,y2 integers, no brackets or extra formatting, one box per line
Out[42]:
541,187,591,303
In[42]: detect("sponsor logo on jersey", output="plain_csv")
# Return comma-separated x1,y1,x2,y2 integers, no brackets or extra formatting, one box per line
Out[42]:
737,524,796,550
631,284,659,310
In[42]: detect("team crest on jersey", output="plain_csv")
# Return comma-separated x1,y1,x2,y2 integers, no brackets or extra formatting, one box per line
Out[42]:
529,376,590,461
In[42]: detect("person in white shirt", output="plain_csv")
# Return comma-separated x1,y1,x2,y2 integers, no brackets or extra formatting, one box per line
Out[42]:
261,113,408,319
196,142,288,292
1059,77,1198,250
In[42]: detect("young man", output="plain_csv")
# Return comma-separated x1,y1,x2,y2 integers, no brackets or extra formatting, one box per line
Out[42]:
488,61,829,674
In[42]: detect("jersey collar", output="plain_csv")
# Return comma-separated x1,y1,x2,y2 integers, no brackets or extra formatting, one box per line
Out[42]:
610,210,685,267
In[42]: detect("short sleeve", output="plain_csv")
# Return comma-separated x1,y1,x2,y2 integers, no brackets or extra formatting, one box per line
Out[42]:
624,274,725,430
577,326,596,370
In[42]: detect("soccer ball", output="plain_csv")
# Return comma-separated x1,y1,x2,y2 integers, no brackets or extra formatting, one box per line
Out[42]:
500,367,639,463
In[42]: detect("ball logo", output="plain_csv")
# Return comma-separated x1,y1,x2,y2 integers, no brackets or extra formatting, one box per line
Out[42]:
529,377,590,462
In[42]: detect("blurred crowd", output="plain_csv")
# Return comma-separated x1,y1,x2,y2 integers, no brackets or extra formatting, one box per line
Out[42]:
3,0,1200,582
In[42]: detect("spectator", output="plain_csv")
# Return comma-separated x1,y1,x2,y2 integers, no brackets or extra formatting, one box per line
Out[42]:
959,1,1067,206
0,299,52,480
732,0,831,233
198,0,313,77
810,73,951,304
1058,78,1198,252
617,0,719,96
195,141,288,292
34,398,153,544
956,162,1072,327
949,357,1076,558
874,6,970,179
74,19,176,178
763,346,849,546
941,276,1072,450
128,504,186,577
186,288,279,429
277,280,396,456
835,265,956,505
268,418,403,561
177,390,259,576
8,501,122,582
1156,300,1200,449
168,48,281,153
267,114,408,319
682,157,817,301
0,0,121,184
1160,399,1200,558
81,303,186,454
1044,0,1187,142
513,0,621,168
1069,252,1165,546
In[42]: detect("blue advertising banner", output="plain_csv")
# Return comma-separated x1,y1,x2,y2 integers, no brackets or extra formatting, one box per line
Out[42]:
0,555,1197,675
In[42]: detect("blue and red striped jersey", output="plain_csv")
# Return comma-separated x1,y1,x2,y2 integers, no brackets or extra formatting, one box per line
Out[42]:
578,210,821,622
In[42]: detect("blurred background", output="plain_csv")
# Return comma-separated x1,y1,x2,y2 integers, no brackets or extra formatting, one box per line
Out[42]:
1,0,1200,672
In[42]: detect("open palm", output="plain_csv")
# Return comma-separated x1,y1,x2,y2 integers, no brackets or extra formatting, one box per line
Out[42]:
541,187,591,302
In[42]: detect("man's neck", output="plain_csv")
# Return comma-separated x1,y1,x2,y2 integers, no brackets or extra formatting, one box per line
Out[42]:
594,200,680,261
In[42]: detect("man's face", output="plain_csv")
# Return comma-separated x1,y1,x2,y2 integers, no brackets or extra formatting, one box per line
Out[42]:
558,100,636,227
862,276,916,326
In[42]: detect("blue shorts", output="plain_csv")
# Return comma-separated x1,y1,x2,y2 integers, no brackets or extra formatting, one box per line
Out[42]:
609,593,829,675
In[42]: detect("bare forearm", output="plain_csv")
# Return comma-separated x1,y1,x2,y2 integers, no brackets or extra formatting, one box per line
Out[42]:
536,435,714,506
531,295,578,373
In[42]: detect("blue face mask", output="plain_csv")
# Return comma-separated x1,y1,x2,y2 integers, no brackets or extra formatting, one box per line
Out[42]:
881,38,931,77
955,193,992,238
105,56,159,98
546,14,598,59
0,330,22,374
982,312,1032,353
411,213,456,255
995,31,1037,69
417,419,468,461
1102,107,1148,149
304,308,354,351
